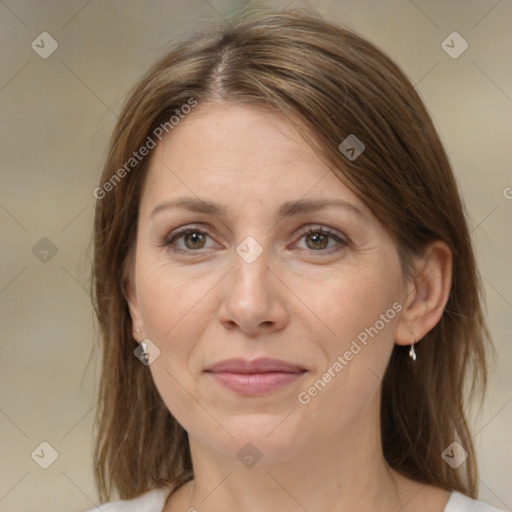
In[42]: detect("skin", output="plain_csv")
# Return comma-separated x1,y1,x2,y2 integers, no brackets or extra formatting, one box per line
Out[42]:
127,103,453,512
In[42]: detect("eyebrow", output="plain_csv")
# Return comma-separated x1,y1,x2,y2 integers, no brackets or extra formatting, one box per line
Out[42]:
150,197,364,219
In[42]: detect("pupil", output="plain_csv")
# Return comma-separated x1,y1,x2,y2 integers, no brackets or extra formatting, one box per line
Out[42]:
308,232,327,250
186,232,204,249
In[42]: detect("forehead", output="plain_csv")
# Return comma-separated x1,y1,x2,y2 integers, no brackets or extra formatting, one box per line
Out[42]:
157,103,323,172
139,103,368,218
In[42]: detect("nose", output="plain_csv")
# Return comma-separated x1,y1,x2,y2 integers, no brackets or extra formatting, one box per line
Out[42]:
218,245,289,336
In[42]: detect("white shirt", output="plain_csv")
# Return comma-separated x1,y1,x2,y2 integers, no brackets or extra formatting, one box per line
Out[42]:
82,488,506,511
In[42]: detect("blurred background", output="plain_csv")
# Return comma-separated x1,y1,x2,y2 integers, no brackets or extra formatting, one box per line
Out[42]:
0,1,510,511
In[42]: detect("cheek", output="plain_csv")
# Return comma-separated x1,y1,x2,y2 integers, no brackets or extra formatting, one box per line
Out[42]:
136,257,219,344
134,259,220,421
134,268,217,437
297,264,402,415
307,264,402,354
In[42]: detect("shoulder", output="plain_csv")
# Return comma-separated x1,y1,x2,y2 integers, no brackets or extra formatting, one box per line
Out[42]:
80,488,172,512
445,491,507,512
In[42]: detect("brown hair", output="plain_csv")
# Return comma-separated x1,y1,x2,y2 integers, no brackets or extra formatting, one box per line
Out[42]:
91,7,491,502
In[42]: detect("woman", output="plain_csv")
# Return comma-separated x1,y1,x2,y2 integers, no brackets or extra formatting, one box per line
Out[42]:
86,8,503,512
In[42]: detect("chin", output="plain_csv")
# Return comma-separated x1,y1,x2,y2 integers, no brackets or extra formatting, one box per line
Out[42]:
197,414,308,466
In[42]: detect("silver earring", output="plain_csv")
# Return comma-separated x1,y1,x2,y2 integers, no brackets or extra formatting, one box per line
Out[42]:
140,341,149,364
409,344,417,361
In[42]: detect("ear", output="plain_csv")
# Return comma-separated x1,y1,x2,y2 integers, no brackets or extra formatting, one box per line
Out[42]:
395,240,452,346
125,271,145,342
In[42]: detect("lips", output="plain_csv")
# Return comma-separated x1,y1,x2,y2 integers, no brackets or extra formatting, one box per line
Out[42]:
205,357,306,374
205,358,307,396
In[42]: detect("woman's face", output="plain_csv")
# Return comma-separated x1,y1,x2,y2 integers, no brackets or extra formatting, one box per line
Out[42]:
128,103,407,464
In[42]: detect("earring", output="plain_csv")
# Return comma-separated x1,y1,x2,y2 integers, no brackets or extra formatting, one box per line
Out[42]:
408,327,417,361
140,341,149,364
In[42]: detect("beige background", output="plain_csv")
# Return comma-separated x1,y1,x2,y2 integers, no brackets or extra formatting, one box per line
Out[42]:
0,1,511,511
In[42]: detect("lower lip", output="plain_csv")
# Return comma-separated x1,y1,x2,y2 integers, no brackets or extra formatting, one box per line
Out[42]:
207,371,305,396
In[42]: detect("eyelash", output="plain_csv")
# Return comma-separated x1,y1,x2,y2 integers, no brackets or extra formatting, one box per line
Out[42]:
162,224,348,256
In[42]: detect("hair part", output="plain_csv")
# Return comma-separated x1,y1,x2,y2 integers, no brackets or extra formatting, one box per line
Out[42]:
91,7,490,502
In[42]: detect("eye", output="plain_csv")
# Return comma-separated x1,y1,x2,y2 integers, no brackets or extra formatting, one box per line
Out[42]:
163,226,216,255
162,225,348,256
294,227,348,254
